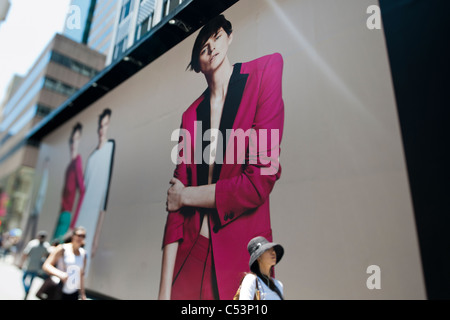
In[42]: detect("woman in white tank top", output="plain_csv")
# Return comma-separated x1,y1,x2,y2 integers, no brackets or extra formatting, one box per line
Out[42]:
43,226,87,300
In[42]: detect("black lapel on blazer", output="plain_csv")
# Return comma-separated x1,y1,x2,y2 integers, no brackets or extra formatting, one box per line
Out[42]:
196,93,210,187
196,63,249,186
212,63,248,183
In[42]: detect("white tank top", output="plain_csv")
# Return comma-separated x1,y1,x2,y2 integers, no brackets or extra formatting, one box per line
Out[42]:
57,243,86,294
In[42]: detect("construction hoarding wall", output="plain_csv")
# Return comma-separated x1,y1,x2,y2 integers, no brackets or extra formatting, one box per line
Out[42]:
29,0,425,299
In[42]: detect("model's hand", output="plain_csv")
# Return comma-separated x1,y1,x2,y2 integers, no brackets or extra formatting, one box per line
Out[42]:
167,178,185,212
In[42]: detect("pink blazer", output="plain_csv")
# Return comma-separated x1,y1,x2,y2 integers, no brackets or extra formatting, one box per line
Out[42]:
163,53,285,299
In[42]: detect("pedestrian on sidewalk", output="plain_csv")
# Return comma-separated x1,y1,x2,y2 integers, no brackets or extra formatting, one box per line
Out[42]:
42,226,87,300
18,231,50,299
237,236,285,300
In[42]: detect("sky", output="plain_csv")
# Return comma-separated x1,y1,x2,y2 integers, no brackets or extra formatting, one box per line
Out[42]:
0,0,71,105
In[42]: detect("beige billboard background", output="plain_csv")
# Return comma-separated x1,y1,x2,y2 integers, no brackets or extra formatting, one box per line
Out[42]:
29,0,425,299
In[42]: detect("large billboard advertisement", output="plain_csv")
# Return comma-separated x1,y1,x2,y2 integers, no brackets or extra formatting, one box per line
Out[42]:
27,0,425,299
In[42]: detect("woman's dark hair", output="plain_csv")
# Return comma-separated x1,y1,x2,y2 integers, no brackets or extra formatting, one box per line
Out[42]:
69,122,83,144
187,14,233,73
251,262,284,300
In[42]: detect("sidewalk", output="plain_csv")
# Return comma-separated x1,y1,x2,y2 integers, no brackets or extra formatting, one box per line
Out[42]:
0,254,44,300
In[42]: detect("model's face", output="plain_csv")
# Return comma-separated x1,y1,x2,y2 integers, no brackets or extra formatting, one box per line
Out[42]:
70,130,81,154
258,247,277,269
198,28,233,74
98,115,110,141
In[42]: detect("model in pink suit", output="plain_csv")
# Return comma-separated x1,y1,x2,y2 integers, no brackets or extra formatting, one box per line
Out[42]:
159,15,284,300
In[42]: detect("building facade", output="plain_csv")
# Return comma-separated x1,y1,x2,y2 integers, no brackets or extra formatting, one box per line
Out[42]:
108,0,186,65
23,0,426,299
0,34,105,231
62,0,97,45
87,0,118,57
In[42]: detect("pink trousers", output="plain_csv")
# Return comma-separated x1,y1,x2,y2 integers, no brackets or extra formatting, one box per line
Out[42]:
171,235,219,300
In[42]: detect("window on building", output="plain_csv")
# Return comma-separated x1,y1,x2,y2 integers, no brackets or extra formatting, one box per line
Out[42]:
120,0,132,23
43,77,78,97
141,16,149,35
162,0,182,17
113,36,128,61
122,36,129,54
36,104,52,118
113,42,123,61
50,51,100,78
136,12,154,41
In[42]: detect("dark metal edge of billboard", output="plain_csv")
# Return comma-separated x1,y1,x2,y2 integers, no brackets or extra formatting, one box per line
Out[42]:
25,0,239,144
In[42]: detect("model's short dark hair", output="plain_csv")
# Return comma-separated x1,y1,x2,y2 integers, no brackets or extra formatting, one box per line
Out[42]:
188,14,233,73
69,122,82,144
98,108,112,126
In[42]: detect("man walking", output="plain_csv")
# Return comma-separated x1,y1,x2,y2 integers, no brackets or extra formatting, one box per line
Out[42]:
19,231,50,299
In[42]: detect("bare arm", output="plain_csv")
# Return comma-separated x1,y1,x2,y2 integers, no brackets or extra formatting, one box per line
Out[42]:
182,184,216,208
167,178,215,211
18,253,28,269
79,255,87,300
158,241,179,300
42,245,68,282
19,240,33,269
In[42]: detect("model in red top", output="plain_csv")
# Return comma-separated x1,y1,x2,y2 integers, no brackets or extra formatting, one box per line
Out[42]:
52,123,85,242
